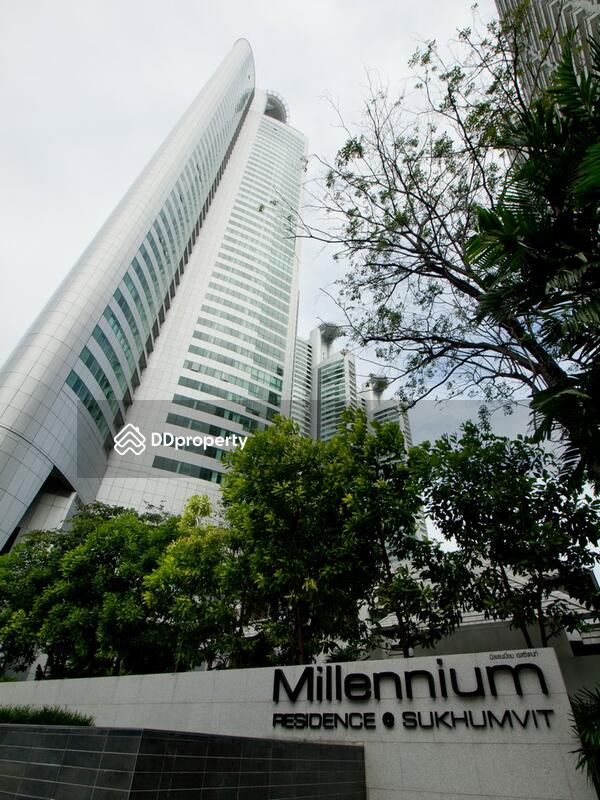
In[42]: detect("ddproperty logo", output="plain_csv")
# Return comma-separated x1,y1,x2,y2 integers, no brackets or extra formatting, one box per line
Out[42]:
114,423,146,456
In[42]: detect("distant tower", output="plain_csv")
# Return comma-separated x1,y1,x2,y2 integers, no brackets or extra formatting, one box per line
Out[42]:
291,325,416,448
0,41,306,549
358,377,413,451
291,324,358,441
290,337,313,438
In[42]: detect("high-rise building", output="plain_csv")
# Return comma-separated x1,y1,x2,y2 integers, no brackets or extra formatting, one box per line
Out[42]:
358,378,414,451
290,337,312,438
0,40,306,550
291,324,415,450
496,0,600,94
292,324,358,441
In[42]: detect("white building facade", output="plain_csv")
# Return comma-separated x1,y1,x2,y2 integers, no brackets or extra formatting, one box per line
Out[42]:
291,324,415,447
0,40,306,548
496,0,600,95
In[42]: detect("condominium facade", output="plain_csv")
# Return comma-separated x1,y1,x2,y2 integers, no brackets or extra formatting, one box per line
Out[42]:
0,40,306,550
496,0,600,93
292,325,358,442
292,324,414,447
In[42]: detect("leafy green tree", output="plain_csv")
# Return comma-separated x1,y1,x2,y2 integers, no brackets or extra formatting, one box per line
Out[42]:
467,37,600,481
0,528,78,674
0,503,181,677
222,416,376,664
373,547,469,659
306,6,600,483
421,419,600,647
331,411,465,657
143,496,239,671
222,412,462,663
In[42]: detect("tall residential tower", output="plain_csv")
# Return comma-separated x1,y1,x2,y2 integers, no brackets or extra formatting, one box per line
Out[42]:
0,41,306,549
496,0,600,94
291,324,414,449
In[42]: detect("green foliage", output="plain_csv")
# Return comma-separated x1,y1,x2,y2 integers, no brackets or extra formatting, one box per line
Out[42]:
0,705,93,726
1,416,596,675
143,497,239,670
571,685,600,792
222,415,378,664
329,410,463,657
222,411,460,662
0,504,182,677
420,418,600,646
466,37,600,483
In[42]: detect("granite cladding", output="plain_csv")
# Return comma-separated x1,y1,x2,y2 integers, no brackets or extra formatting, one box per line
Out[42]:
0,724,366,800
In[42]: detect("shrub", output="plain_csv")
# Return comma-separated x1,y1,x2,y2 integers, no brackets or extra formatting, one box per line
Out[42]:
0,705,94,726
571,685,600,794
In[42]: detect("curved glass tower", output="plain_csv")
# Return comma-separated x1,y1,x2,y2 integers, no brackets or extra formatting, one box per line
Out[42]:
0,40,306,549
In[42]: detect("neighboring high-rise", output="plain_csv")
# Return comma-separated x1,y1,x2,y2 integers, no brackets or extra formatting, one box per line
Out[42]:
358,378,414,451
496,0,600,93
290,337,313,438
0,40,306,550
292,324,358,442
291,324,415,449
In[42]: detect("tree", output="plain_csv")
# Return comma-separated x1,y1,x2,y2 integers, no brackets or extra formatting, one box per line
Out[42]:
221,416,375,665
304,5,600,483
330,410,465,657
143,496,239,671
0,528,78,674
420,418,600,647
467,36,600,481
0,503,181,677
222,411,463,663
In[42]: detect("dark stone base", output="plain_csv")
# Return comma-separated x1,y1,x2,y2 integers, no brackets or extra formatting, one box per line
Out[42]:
0,724,366,799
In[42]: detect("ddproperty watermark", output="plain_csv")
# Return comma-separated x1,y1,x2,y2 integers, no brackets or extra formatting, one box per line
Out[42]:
113,422,248,457
150,431,248,451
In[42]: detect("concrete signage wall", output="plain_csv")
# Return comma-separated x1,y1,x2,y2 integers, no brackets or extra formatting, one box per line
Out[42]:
0,648,593,800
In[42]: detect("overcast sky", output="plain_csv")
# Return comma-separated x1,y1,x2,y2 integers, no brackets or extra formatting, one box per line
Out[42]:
0,0,525,441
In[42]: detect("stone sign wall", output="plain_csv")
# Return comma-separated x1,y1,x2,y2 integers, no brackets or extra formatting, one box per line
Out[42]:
0,648,592,800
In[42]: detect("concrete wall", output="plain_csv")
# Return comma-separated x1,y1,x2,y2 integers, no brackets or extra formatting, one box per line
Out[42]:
411,620,600,696
0,648,593,800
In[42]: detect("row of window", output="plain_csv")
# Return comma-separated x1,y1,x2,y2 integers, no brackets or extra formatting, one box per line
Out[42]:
178,375,278,422
221,235,293,277
237,181,299,227
245,157,302,192
204,293,288,338
66,370,110,441
227,215,295,258
208,280,289,322
200,305,287,351
172,393,268,433
166,411,242,441
182,360,281,406
79,347,120,417
194,318,285,361
226,218,295,260
218,250,292,295
212,268,290,308
153,456,223,483
192,329,283,376
187,344,283,390
229,209,294,257
240,168,301,213
222,233,294,276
